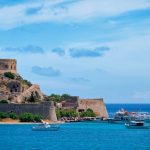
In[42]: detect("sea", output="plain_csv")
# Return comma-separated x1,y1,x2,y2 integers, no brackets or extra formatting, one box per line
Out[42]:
0,104,150,150
106,103,150,116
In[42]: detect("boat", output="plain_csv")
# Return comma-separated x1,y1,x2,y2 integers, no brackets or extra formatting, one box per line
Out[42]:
108,108,131,124
125,121,150,129
32,122,60,131
109,109,149,124
137,112,150,123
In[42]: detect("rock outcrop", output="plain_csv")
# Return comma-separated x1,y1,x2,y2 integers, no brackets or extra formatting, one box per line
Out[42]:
0,73,45,103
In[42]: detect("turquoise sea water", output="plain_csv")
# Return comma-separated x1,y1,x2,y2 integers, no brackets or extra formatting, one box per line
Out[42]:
1,104,150,150
0,122,150,150
106,104,150,116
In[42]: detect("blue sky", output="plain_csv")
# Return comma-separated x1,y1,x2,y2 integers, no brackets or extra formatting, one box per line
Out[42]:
0,0,150,103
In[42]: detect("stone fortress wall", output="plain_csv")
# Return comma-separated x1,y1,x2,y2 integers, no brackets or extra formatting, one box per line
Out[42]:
0,59,17,74
61,96,108,118
78,98,108,118
0,58,108,120
0,101,57,121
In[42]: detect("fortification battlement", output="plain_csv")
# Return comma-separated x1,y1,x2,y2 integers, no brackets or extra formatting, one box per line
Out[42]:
0,59,17,74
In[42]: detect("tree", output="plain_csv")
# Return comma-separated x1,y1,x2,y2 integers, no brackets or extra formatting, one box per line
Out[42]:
47,94,61,102
61,94,70,101
56,108,78,118
56,108,61,119
27,92,40,103
80,108,96,117
47,93,71,102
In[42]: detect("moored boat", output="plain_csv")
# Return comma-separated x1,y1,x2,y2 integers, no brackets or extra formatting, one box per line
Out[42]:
125,121,150,129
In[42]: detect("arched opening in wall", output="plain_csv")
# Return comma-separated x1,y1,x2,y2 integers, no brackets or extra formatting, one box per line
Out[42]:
8,82,21,93
5,65,9,69
11,65,13,69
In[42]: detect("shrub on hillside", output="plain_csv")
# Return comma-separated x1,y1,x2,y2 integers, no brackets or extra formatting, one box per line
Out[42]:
0,100,8,103
47,93,71,103
4,72,15,79
47,94,61,102
27,92,40,103
22,80,32,87
61,94,70,101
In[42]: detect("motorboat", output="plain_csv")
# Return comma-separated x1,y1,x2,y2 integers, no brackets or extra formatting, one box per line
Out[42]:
137,112,150,123
125,121,150,129
108,108,131,124
109,109,149,124
32,122,60,131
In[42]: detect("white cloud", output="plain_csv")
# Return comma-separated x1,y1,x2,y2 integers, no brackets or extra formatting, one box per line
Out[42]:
0,0,150,29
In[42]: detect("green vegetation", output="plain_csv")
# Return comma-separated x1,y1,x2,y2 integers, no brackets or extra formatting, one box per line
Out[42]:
0,111,42,122
4,72,15,79
3,72,32,87
8,112,18,119
56,108,96,119
33,114,43,122
61,94,70,100
0,112,8,119
47,93,70,103
0,100,8,103
19,113,43,122
56,108,78,118
80,108,96,117
22,79,32,87
27,91,40,103
47,94,61,102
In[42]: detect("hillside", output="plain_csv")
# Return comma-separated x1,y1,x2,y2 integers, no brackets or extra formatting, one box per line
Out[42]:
0,72,45,103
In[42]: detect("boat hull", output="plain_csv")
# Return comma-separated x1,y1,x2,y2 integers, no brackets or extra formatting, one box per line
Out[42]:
125,125,150,129
144,119,150,123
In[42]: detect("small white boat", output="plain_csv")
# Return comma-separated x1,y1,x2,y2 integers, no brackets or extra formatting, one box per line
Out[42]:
32,122,60,131
125,121,150,129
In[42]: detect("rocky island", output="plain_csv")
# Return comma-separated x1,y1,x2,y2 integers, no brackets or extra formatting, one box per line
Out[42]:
0,59,108,123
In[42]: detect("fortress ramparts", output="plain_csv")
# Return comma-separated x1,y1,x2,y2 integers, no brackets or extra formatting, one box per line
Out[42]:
61,96,108,118
0,101,57,121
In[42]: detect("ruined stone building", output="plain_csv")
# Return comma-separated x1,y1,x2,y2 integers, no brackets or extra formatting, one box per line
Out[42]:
0,59,57,121
0,59,44,103
0,58,108,120
0,59,17,74
60,96,108,118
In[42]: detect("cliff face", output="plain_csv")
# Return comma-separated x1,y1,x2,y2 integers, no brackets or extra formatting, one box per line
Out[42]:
0,73,45,103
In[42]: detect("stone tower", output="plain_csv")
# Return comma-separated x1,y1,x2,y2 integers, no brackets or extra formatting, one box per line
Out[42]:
0,59,17,74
